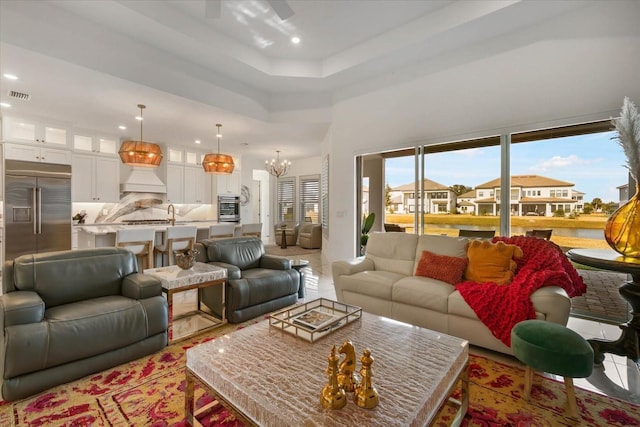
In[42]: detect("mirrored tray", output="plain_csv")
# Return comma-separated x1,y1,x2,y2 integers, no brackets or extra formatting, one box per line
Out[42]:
269,298,362,342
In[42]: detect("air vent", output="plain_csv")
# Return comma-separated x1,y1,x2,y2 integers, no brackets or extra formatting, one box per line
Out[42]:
8,90,30,101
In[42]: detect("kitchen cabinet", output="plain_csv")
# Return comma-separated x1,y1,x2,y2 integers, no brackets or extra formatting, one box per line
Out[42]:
166,164,184,203
72,153,120,202
216,171,241,195
2,116,69,146
4,142,71,164
184,166,212,203
73,134,118,155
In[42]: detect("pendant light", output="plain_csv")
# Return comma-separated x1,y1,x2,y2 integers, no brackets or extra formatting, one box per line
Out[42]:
118,104,163,167
202,123,235,174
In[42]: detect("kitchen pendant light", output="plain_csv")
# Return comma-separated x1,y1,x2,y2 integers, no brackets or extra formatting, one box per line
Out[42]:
202,123,235,174
119,104,163,168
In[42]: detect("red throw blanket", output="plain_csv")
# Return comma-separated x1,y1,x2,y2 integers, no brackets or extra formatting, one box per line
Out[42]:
455,236,586,347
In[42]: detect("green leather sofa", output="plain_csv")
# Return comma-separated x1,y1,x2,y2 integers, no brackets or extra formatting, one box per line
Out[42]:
195,237,300,323
0,248,168,401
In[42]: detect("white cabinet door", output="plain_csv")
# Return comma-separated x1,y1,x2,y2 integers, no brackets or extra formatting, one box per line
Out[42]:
3,117,68,146
72,154,94,201
72,154,119,202
4,142,71,164
184,166,212,203
166,164,184,203
94,157,120,201
216,172,240,195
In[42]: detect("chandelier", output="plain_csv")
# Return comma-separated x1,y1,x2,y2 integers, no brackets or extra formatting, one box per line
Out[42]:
265,150,291,178
118,104,163,168
202,123,235,174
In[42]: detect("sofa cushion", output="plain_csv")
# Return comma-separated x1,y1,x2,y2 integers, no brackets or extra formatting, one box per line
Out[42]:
337,270,404,300
228,269,299,307
204,237,264,271
464,240,523,285
393,276,454,312
413,234,469,273
415,250,468,285
365,232,418,276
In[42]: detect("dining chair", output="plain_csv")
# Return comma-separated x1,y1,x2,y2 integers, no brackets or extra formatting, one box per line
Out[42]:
241,223,263,238
208,223,236,240
116,228,156,271
458,229,496,238
525,229,553,240
154,225,197,266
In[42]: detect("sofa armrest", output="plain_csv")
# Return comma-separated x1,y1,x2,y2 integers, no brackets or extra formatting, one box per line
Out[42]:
206,262,241,280
122,274,163,300
260,255,291,270
0,291,45,326
332,257,375,278
530,286,571,325
195,242,208,263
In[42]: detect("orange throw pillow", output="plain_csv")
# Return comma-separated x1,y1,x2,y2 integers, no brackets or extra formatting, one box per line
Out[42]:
415,250,468,285
464,240,524,285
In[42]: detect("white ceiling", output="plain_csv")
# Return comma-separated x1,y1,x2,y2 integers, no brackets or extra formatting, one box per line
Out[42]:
0,0,588,161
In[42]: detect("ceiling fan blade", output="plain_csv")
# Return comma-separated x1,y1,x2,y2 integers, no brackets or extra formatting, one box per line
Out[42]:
205,0,221,18
267,0,294,21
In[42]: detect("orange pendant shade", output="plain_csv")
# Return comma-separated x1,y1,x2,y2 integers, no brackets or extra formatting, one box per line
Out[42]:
119,140,163,168
202,153,235,174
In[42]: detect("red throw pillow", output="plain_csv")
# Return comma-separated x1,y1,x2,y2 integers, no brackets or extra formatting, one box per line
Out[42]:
414,250,468,285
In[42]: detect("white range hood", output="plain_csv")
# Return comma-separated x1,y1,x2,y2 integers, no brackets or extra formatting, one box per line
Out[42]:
120,167,167,193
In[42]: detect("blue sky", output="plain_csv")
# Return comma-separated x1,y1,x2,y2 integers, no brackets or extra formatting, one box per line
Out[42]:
385,131,629,203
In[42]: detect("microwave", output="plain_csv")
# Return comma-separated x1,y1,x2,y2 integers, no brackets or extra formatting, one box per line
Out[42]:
218,195,240,222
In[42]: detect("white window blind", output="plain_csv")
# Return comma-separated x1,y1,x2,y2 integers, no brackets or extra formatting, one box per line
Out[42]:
300,175,320,223
277,178,296,222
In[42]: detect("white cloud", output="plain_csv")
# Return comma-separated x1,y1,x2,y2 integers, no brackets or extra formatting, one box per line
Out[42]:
530,154,594,171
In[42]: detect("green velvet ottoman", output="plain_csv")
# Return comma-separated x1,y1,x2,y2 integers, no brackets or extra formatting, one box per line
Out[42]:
511,319,593,418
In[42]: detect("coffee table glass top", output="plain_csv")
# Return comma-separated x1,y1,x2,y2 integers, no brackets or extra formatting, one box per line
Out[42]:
187,311,468,426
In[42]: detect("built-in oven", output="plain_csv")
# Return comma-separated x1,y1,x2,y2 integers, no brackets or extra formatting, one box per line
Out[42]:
218,195,240,222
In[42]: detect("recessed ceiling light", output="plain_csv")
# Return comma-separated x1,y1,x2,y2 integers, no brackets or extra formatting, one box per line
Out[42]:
118,125,127,130
0,102,11,108
195,140,201,144
291,36,301,44
3,73,18,80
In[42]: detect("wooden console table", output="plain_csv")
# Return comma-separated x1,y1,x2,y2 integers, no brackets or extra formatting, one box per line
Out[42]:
566,248,640,364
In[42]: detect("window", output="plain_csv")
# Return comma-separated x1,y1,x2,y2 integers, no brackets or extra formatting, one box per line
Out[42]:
277,178,295,222
300,175,320,223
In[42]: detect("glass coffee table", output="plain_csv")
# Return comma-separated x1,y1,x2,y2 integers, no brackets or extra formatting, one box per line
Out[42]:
290,259,309,298
185,309,469,426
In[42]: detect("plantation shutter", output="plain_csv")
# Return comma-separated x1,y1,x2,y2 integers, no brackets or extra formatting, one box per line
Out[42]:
277,178,296,222
299,175,320,223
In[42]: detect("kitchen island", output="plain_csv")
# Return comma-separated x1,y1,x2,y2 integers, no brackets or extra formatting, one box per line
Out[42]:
76,221,241,249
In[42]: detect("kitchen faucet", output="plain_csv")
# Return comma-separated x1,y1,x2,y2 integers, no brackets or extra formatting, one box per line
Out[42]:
167,204,176,227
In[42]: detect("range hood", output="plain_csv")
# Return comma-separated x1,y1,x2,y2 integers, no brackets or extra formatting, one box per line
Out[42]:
121,168,167,193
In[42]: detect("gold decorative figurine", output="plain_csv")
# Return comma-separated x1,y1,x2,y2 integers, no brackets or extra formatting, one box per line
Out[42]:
320,345,347,410
354,348,379,409
338,340,359,392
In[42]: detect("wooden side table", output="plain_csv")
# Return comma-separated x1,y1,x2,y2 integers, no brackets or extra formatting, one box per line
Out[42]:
566,248,640,364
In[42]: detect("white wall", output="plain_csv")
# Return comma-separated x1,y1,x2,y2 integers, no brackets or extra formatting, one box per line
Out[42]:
326,0,640,262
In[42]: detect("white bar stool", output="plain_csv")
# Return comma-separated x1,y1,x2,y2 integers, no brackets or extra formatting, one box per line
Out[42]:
208,224,236,240
154,225,197,266
241,223,262,238
116,228,156,271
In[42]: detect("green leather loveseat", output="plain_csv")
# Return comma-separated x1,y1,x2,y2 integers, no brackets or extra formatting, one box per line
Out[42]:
0,248,168,401
195,237,300,323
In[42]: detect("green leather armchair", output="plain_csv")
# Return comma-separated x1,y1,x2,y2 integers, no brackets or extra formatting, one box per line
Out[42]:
0,248,168,401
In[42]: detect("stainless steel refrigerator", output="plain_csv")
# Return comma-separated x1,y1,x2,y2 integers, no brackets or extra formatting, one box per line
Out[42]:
4,160,72,261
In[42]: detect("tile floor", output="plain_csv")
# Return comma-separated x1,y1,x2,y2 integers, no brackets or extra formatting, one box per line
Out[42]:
175,251,640,406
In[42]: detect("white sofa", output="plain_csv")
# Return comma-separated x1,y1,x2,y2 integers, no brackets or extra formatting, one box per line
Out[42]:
332,232,572,355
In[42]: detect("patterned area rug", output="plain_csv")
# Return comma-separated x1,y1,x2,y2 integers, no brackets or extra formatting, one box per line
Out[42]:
1,319,639,426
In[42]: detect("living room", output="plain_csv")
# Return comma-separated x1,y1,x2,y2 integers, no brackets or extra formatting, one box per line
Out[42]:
1,0,640,425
